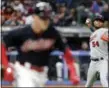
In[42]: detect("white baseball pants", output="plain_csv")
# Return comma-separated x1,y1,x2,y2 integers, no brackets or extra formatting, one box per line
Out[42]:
12,62,48,87
85,59,108,87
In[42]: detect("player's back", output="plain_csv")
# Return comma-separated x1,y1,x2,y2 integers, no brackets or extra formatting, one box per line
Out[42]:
90,28,108,59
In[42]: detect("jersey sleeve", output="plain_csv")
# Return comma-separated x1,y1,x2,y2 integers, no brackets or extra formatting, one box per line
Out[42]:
3,28,21,47
101,29,109,42
89,26,95,32
1,43,8,68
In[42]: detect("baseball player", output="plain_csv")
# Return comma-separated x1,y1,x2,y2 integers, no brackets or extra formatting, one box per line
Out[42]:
2,2,80,87
85,16,108,87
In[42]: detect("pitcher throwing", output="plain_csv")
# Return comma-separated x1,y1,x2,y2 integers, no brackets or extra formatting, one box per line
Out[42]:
85,15,108,87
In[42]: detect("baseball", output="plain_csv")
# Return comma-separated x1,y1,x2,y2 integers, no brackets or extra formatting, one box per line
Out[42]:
86,18,91,24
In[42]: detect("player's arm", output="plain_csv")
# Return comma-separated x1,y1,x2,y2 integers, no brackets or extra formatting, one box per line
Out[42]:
89,26,95,32
85,18,95,32
2,28,22,67
1,42,14,81
54,29,80,85
2,28,20,66
2,29,21,81
101,31,109,42
3,28,22,48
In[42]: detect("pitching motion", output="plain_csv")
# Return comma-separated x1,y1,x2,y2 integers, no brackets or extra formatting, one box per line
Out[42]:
85,15,108,87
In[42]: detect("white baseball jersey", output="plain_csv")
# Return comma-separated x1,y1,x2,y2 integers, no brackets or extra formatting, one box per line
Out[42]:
90,28,108,59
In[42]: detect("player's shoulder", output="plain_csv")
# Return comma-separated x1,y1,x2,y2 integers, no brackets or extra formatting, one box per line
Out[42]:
94,28,108,34
97,28,108,35
92,28,108,38
6,25,31,36
15,25,31,32
10,25,30,31
99,28,108,31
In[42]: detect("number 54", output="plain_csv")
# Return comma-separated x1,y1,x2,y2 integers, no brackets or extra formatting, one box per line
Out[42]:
92,41,99,47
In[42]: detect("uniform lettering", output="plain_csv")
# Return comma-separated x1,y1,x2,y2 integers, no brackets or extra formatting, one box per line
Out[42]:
21,39,55,52
92,41,99,47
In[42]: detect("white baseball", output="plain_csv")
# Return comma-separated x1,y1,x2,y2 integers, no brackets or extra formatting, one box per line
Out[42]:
86,18,91,24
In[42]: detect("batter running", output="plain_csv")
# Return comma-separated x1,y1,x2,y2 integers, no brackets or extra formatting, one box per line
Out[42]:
2,2,80,87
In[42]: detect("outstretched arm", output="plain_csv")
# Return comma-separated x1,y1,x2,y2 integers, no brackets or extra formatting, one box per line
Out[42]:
85,18,95,32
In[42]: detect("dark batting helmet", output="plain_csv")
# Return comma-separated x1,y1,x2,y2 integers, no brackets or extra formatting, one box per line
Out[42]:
34,2,52,19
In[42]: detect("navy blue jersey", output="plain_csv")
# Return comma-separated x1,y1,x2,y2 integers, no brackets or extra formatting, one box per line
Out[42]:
3,24,67,66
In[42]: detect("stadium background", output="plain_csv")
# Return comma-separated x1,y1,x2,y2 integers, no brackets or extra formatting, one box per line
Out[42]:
1,0,108,87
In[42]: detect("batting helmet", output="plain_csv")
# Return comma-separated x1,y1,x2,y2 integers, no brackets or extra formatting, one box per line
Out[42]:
34,2,52,19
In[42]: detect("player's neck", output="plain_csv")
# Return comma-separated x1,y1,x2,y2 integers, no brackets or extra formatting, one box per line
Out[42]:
31,19,50,34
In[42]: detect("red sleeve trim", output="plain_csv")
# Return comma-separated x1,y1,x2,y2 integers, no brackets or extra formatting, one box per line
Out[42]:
1,43,8,67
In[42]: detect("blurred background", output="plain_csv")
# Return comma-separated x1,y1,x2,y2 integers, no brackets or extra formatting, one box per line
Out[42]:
1,0,108,87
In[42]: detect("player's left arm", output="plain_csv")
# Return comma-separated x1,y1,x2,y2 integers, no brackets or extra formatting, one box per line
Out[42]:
101,31,109,42
1,43,14,81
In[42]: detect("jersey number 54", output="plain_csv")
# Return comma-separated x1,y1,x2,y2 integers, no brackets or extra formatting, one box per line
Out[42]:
92,41,99,47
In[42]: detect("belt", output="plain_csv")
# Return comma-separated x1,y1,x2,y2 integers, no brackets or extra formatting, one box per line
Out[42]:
30,65,44,72
91,57,104,61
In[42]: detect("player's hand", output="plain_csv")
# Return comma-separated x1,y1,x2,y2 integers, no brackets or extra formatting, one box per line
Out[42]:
85,18,92,28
